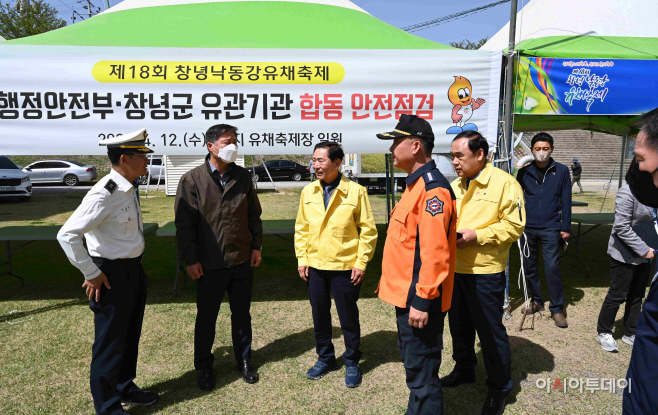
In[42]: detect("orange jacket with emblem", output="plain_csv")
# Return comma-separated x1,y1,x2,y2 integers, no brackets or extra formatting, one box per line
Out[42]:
378,160,457,313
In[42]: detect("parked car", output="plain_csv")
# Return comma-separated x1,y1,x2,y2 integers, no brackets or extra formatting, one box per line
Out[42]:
23,159,98,186
248,160,311,182
0,156,32,202
137,156,166,185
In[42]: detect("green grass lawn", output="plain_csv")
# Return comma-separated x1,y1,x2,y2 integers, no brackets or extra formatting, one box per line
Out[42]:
0,187,401,228
0,189,634,414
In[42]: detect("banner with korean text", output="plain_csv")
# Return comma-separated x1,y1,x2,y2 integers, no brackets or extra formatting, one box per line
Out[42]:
0,46,502,155
515,57,658,116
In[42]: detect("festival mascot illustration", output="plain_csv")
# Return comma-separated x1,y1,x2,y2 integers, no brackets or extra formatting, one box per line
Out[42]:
446,76,486,134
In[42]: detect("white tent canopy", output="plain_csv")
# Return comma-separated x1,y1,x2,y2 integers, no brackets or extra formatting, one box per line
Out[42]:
481,0,658,52
481,0,658,137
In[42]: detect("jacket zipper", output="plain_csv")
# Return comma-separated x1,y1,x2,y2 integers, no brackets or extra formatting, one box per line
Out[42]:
536,164,556,225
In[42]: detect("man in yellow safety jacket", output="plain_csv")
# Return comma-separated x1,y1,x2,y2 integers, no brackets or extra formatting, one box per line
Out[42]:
295,141,378,388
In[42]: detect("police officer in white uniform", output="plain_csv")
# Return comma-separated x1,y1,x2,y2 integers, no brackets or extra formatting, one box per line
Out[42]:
57,129,158,415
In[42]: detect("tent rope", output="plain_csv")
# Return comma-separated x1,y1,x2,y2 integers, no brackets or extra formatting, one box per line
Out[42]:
601,152,621,212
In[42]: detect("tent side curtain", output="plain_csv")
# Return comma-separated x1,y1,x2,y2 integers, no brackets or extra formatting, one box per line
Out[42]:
512,115,640,136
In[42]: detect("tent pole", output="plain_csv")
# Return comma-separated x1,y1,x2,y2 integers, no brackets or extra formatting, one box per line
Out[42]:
390,153,396,208
502,0,519,174
144,154,153,196
502,0,518,319
259,155,277,192
618,135,628,189
250,156,257,190
155,155,163,192
385,154,391,226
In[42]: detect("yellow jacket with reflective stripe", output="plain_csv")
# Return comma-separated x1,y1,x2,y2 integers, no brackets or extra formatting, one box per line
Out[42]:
451,163,526,274
295,175,378,271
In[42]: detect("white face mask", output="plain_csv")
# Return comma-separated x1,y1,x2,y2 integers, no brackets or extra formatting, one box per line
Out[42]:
211,143,238,163
533,151,551,163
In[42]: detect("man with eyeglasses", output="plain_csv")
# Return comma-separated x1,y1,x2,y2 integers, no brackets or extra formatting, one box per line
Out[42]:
175,124,263,390
58,129,159,415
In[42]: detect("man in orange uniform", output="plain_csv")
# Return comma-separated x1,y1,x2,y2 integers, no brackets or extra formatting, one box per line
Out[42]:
377,114,457,415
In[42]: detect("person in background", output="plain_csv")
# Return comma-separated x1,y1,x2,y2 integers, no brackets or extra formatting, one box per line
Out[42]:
571,158,584,194
443,131,525,415
596,184,654,352
377,114,457,415
175,124,263,391
516,132,571,328
295,141,378,388
308,158,316,180
57,129,158,415
622,107,658,414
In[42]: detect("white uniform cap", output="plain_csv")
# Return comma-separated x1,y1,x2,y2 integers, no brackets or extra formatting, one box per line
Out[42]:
98,128,153,153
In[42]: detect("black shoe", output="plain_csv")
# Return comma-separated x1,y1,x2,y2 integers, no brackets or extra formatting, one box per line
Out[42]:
197,366,215,391
481,395,507,415
441,367,476,388
238,359,260,384
121,388,159,407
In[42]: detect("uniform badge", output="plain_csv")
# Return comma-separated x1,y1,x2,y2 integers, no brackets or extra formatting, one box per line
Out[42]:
426,196,444,216
104,179,117,194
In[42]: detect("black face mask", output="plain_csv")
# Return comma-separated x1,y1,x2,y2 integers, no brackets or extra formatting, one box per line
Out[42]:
626,157,658,207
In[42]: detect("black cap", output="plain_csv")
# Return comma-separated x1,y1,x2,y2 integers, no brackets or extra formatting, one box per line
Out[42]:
376,114,435,141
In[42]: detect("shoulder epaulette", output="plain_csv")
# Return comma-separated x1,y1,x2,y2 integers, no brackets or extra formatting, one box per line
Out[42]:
423,169,456,199
423,171,438,185
104,179,117,194
423,169,443,191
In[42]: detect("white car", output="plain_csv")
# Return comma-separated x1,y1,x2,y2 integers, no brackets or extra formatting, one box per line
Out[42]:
23,159,98,186
137,156,166,185
0,156,32,202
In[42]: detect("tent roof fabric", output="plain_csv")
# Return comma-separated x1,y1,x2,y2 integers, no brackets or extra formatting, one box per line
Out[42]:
482,0,656,134
6,0,451,49
508,36,658,60
100,0,368,15
482,0,658,58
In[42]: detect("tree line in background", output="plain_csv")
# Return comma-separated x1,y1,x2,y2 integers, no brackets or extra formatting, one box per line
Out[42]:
0,0,65,40
449,37,489,50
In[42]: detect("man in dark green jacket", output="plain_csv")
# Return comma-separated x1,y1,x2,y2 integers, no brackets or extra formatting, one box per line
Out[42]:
175,124,263,391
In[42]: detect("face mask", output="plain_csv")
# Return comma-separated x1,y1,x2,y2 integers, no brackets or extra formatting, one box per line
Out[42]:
626,157,658,207
533,151,551,163
211,143,238,163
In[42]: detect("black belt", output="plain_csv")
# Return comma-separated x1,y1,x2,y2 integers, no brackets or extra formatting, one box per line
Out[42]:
91,255,143,264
